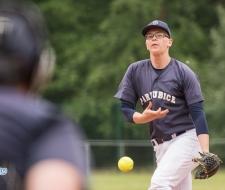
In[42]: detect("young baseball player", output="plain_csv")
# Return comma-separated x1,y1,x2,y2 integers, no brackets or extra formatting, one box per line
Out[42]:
114,20,210,190
0,1,90,190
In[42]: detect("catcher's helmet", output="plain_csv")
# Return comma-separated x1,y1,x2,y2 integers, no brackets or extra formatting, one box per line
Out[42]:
0,0,55,92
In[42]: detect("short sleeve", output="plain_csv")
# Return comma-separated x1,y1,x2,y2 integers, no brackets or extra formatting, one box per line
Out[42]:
114,64,138,104
182,67,204,105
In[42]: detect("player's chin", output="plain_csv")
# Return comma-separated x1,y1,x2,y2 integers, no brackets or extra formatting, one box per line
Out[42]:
150,50,162,56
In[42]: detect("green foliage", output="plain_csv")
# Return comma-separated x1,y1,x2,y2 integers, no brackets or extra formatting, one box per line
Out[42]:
203,5,225,137
27,0,225,139
160,0,219,62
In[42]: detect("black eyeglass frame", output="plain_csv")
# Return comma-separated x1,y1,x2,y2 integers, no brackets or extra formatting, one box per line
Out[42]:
145,33,170,40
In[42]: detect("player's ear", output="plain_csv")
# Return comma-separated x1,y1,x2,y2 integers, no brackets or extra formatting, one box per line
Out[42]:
168,38,173,47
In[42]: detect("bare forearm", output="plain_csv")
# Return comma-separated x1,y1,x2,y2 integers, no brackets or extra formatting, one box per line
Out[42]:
133,112,147,124
198,134,209,153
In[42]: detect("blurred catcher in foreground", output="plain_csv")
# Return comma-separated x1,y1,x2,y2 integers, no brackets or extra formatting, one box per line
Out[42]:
0,0,90,190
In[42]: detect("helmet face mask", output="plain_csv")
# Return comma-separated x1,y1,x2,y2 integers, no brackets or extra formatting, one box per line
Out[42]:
30,47,56,92
0,0,55,92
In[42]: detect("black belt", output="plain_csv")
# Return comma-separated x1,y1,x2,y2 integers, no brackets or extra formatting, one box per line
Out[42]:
151,130,187,147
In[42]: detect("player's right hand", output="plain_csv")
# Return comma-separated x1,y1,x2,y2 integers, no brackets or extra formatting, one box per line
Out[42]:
133,102,169,124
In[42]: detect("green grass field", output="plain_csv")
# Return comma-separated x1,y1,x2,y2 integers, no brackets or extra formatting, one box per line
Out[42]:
90,169,225,190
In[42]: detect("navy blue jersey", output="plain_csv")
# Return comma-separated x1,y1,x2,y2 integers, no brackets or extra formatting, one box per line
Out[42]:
0,87,89,190
114,58,203,140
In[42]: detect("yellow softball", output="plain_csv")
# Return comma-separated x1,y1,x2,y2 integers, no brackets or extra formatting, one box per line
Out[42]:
118,156,134,172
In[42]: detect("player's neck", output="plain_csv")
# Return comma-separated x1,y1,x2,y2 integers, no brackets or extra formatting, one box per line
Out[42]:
150,54,171,69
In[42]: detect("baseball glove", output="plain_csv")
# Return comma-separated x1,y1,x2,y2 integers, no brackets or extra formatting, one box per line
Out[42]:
192,152,222,179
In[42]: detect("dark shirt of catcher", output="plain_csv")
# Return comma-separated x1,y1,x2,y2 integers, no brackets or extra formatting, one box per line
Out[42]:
0,87,90,190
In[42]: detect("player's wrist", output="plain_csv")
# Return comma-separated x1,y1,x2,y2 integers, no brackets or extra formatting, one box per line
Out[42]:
133,112,146,124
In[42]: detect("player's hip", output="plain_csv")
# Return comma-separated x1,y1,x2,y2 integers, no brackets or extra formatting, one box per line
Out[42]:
153,128,200,163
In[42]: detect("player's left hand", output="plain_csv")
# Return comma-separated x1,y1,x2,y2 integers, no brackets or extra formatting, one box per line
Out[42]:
192,152,222,179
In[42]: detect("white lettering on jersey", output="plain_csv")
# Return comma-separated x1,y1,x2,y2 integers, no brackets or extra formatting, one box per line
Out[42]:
163,92,167,100
171,96,176,104
142,95,146,103
158,91,163,99
144,93,151,101
139,91,176,105
166,94,171,101
140,98,143,105
149,92,153,99
153,91,157,98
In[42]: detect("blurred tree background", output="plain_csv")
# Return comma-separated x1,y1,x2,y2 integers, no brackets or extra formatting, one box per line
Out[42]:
29,0,225,140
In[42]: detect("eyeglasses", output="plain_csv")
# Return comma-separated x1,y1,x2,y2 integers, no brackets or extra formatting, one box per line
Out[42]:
145,33,169,40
